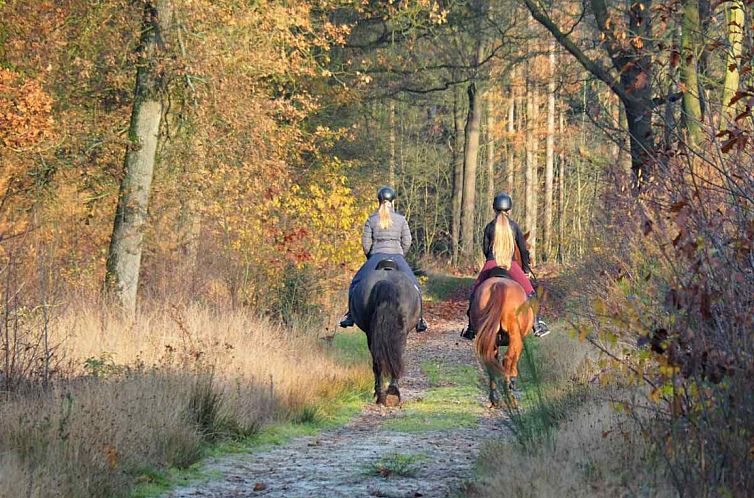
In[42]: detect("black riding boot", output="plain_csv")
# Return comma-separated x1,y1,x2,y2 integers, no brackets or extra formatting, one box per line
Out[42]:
416,300,428,332
526,291,550,337
461,296,476,340
339,309,354,328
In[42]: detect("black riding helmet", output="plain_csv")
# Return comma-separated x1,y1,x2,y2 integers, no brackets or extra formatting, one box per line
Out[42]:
377,186,396,202
493,192,512,213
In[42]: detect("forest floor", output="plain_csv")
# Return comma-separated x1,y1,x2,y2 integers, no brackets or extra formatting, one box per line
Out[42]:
163,276,513,498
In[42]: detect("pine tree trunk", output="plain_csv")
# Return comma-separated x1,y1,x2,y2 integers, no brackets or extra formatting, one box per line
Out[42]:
544,44,556,262
460,81,483,264
721,0,744,128
525,79,539,265
388,100,396,185
104,0,173,314
681,0,704,146
486,94,496,222
451,83,465,265
507,68,516,194
558,110,565,263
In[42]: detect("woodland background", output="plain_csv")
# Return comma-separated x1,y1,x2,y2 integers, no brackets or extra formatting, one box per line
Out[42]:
0,0,752,497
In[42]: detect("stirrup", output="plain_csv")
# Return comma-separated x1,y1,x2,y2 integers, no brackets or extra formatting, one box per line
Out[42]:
532,319,550,337
339,312,354,328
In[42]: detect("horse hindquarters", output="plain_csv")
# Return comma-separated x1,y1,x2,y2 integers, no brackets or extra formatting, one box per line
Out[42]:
368,279,407,383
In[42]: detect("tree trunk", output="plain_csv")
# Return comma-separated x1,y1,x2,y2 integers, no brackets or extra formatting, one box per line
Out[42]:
544,43,556,262
681,0,704,145
558,110,565,263
460,81,483,263
451,83,465,264
104,0,173,314
507,67,516,194
486,93,496,222
721,0,744,128
525,79,539,265
388,100,396,185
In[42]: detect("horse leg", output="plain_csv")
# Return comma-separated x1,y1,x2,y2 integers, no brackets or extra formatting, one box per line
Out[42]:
486,357,502,408
385,377,400,407
502,331,523,403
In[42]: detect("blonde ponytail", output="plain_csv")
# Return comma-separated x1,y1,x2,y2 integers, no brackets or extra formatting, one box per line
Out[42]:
378,200,394,229
493,211,515,269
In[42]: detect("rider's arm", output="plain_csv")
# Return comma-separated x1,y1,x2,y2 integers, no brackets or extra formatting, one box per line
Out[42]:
512,221,531,273
400,217,412,254
361,218,373,256
483,222,493,259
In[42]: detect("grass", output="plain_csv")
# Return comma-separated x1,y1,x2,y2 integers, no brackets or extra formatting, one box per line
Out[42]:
0,307,372,498
363,452,426,478
465,324,677,498
382,362,485,433
422,272,474,302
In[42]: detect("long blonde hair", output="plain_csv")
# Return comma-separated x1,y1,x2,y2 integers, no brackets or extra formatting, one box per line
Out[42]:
378,200,394,229
493,211,515,269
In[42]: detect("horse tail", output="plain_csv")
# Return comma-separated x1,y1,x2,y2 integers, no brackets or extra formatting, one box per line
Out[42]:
474,281,509,376
369,280,405,379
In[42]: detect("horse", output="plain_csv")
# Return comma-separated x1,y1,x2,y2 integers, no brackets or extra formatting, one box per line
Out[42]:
470,273,535,407
350,259,421,406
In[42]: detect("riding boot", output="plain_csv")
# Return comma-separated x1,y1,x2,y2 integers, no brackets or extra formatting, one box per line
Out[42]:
339,309,355,328
526,291,550,338
461,296,476,340
416,300,428,332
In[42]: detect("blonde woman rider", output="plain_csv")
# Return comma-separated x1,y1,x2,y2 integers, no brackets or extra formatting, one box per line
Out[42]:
340,187,428,332
461,192,549,340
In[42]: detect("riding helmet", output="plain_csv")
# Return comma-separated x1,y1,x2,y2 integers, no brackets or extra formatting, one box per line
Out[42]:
377,186,396,202
493,193,513,212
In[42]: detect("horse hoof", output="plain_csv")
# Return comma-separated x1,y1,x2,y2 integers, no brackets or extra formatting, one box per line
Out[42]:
385,385,400,406
376,393,387,405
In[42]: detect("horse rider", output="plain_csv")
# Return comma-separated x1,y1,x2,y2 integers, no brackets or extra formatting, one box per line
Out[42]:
339,186,429,332
461,192,550,340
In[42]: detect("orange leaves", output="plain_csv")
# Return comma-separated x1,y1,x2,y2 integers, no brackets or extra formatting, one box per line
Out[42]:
0,69,54,149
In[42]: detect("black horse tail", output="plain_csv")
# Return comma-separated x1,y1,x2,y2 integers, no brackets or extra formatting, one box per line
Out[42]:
368,280,405,380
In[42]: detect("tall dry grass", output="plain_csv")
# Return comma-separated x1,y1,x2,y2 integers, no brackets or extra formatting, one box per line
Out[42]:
0,305,371,498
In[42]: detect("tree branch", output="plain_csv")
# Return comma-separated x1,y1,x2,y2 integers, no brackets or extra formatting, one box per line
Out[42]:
522,0,628,101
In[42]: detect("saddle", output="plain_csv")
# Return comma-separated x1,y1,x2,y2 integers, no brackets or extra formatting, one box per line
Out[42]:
487,267,511,279
375,259,398,271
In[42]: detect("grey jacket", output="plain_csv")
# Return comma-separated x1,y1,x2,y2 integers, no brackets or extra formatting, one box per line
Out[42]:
361,209,412,256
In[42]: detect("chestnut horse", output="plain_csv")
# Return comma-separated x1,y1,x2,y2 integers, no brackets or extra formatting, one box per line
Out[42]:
471,276,535,406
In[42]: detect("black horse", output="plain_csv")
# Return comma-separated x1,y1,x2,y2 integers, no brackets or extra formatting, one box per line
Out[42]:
350,259,421,406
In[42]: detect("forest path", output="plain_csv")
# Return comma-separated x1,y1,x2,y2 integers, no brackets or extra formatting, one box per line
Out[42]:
165,287,511,498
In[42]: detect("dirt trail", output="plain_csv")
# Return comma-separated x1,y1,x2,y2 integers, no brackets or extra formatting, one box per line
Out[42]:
166,308,510,498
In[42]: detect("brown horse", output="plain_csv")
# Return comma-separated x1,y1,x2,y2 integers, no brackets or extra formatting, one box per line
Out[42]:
471,276,535,406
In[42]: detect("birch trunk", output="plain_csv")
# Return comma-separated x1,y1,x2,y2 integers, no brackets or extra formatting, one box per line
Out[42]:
105,0,173,314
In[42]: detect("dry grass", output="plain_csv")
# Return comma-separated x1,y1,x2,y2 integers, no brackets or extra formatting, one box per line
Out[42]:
470,399,676,498
0,305,371,498
467,328,676,498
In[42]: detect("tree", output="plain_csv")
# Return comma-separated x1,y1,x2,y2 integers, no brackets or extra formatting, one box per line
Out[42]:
681,0,704,145
460,78,484,263
720,0,744,128
104,0,173,314
544,41,556,260
451,82,465,264
522,0,655,187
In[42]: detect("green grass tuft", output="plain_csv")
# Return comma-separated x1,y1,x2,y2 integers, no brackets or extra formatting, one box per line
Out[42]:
422,273,474,302
363,452,426,478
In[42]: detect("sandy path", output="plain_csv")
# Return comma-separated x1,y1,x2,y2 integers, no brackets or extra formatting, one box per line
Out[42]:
166,311,509,498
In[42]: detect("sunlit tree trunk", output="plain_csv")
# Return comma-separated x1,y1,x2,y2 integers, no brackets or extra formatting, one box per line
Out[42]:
507,68,516,194
486,93,496,222
451,82,465,265
460,79,483,263
525,78,539,265
388,100,396,185
105,0,173,314
544,43,556,261
721,0,745,128
681,0,704,146
558,110,565,263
